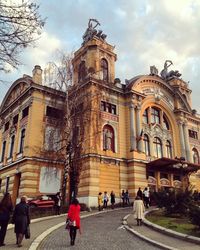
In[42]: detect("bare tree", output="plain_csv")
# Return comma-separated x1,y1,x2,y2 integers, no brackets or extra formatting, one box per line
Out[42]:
0,0,45,72
43,51,103,205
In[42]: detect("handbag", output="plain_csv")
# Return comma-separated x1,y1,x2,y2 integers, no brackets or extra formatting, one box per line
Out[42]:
25,225,31,239
65,218,76,229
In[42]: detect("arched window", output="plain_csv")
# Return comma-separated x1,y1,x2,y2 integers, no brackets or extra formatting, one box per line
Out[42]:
143,108,148,124
151,107,160,124
101,58,108,81
103,124,115,152
192,148,199,164
19,129,26,153
163,115,170,130
166,140,172,158
143,134,150,156
78,61,86,82
153,137,162,158
9,135,15,158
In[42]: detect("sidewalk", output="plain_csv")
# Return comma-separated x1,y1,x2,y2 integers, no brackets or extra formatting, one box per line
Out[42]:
2,208,124,250
124,210,200,250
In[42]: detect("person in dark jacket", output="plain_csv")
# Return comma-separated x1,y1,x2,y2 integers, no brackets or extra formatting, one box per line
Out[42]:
110,191,115,209
12,196,30,247
0,193,13,247
137,187,143,199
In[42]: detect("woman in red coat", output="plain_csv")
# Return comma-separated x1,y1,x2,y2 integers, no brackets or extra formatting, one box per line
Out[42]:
67,198,81,246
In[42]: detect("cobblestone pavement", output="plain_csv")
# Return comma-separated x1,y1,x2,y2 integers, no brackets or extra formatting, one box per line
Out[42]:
38,209,162,250
1,215,67,250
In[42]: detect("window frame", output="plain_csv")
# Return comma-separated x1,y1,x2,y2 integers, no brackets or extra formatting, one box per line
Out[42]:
143,134,150,156
151,107,160,124
153,137,163,158
9,135,15,158
166,140,172,158
19,129,26,153
101,58,109,81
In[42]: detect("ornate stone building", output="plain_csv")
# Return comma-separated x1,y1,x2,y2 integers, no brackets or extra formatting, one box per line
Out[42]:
0,67,65,204
0,20,200,206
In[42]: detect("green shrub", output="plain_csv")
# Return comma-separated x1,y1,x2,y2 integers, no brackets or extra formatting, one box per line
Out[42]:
188,205,200,229
152,188,194,216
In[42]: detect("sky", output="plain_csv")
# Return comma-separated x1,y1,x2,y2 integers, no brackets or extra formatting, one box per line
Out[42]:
1,0,200,113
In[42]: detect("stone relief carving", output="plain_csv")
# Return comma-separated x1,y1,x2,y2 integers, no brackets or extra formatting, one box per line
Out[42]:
143,124,172,141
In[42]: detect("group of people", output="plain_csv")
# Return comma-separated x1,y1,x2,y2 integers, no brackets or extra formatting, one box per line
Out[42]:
0,193,30,247
98,191,116,211
121,190,130,206
97,189,132,211
132,187,151,226
136,187,150,208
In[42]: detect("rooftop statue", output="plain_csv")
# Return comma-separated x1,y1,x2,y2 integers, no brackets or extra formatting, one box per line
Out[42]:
160,60,181,80
82,19,107,45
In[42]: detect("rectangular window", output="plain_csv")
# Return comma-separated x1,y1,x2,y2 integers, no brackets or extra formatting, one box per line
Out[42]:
101,101,117,115
5,176,10,193
111,105,116,115
101,101,106,112
13,114,19,125
22,106,29,119
19,129,26,153
9,135,15,158
46,106,63,119
188,129,198,139
4,122,9,132
1,141,6,162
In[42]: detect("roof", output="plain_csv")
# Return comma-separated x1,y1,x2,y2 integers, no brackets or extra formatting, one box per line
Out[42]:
147,157,200,173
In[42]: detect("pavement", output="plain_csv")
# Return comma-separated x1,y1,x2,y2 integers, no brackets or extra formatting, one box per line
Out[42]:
124,208,200,250
1,206,200,250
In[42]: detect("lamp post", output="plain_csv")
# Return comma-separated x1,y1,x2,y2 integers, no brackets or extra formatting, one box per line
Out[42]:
173,156,188,189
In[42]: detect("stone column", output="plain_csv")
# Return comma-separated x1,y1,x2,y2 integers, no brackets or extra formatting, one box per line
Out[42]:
136,105,143,152
178,121,186,159
162,139,167,157
149,136,154,157
130,103,136,151
148,107,151,124
183,122,191,162
160,110,164,127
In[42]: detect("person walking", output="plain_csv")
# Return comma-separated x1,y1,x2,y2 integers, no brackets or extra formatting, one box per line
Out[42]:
143,187,150,208
133,196,145,226
137,187,143,199
0,193,13,247
55,192,62,215
67,198,81,246
121,190,125,207
125,190,130,205
12,196,30,247
103,191,109,208
98,192,103,211
110,191,115,209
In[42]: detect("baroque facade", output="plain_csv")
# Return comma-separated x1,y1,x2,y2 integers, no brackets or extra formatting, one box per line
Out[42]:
0,21,200,206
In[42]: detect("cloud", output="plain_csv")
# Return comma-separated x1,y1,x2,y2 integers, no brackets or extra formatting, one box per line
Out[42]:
1,0,200,113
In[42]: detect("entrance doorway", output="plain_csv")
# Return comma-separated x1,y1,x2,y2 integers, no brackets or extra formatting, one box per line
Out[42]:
12,173,21,205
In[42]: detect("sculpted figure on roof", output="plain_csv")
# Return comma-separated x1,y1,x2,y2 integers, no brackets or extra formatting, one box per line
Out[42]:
160,60,181,80
82,19,107,45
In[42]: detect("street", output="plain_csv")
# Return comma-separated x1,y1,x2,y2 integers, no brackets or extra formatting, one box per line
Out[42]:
38,208,162,250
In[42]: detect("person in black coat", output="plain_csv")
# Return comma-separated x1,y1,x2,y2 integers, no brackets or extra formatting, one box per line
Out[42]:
0,193,13,247
110,191,115,209
12,196,30,247
137,187,143,200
